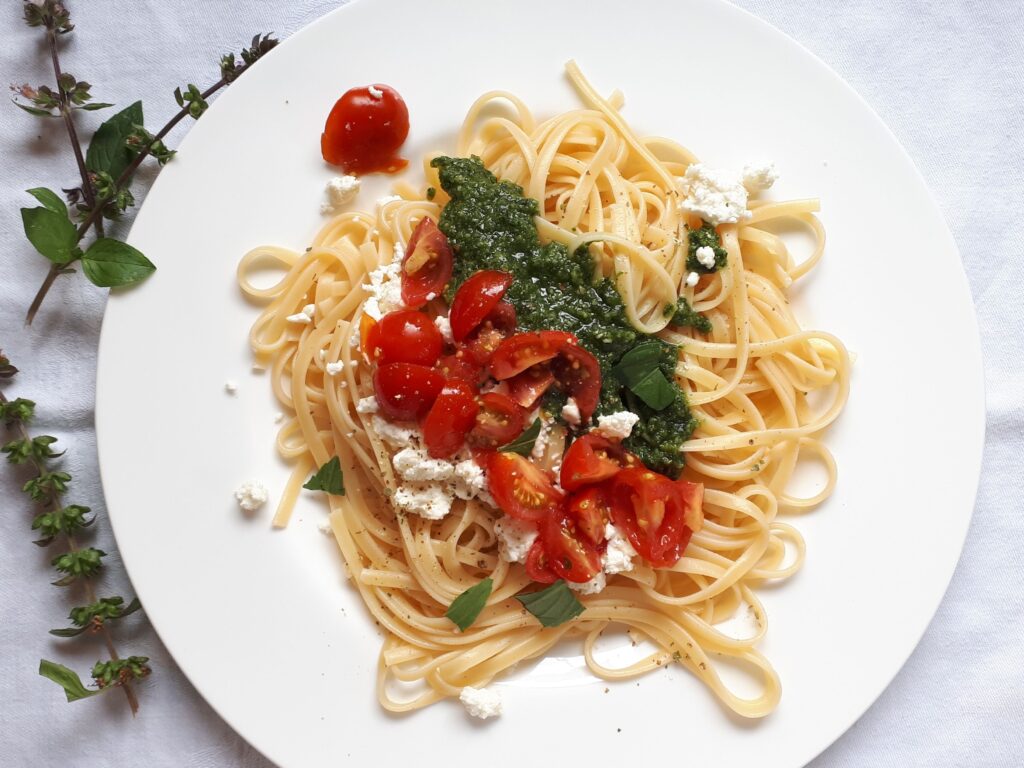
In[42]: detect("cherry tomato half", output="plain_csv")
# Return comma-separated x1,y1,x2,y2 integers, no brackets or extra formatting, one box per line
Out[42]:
463,301,517,366
560,433,639,492
550,343,602,424
422,381,479,459
401,218,454,309
470,392,525,448
677,478,705,533
487,451,564,522
372,362,444,421
449,270,514,342
365,309,442,366
321,84,409,175
566,483,614,547
436,352,485,386
506,366,555,409
524,538,559,584
544,506,602,583
610,467,691,568
488,331,577,381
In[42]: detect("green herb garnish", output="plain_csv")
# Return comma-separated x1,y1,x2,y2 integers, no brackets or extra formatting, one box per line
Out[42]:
303,456,345,495
667,296,713,334
611,341,676,410
498,418,541,456
516,580,585,627
445,578,493,631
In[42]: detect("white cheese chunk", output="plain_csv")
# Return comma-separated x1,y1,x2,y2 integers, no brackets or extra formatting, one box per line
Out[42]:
356,396,379,414
392,446,455,483
601,523,636,575
367,85,384,99
234,480,268,513
678,163,751,225
393,483,452,520
325,361,345,376
434,315,454,345
459,686,502,719
453,459,490,501
695,245,717,269
370,416,418,448
494,516,538,563
286,303,316,324
321,175,361,213
685,271,700,288
531,417,552,460
224,379,239,395
561,398,581,425
361,260,404,320
568,571,606,595
741,160,778,193
595,411,640,440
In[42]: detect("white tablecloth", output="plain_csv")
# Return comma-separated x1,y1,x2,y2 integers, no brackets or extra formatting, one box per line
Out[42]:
1,1,1021,765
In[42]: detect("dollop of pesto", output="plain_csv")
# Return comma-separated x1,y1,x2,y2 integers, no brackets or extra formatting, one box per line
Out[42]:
432,156,697,477
686,221,728,274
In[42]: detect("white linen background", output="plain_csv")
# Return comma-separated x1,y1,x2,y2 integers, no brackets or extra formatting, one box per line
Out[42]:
1,0,1021,765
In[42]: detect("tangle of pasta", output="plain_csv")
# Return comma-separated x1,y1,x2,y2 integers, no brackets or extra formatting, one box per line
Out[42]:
238,62,849,719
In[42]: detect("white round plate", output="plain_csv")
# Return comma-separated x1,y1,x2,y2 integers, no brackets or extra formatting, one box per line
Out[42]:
96,0,984,766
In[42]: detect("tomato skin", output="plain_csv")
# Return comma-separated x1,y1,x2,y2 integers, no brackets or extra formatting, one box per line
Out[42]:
365,310,442,366
544,506,602,583
422,381,479,459
487,452,564,522
524,538,559,584
463,301,517,366
506,366,555,409
676,479,705,533
372,362,445,421
610,467,690,568
550,343,602,424
359,313,377,356
560,434,640,492
488,331,578,381
401,218,454,309
436,352,485,386
321,84,409,175
470,392,525,448
449,270,514,342
566,483,613,547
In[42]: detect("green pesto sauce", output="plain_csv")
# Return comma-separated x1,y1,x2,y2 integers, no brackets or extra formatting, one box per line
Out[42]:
686,221,728,274
432,156,697,477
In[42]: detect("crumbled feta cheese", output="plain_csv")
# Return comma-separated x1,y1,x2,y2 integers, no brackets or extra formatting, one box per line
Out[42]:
453,459,489,501
370,416,419,448
367,85,384,99
685,271,700,288
321,175,361,213
325,361,345,376
695,245,717,269
602,523,636,575
434,315,454,344
318,520,333,536
741,160,778,193
425,291,437,301
561,398,581,425
393,483,452,520
234,480,268,513
392,446,455,483
224,380,239,395
362,260,404,320
595,411,640,440
459,686,502,719
494,516,538,563
569,572,606,595
356,396,379,414
678,163,751,225
531,418,552,460
286,303,316,324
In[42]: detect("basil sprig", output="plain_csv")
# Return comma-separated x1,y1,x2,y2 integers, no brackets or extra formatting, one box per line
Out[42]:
303,456,345,495
498,418,541,456
446,578,493,631
612,341,676,410
517,580,585,627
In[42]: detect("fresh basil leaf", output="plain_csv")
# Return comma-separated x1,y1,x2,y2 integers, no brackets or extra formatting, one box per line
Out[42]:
498,418,541,456
612,341,676,411
516,580,585,627
85,100,143,180
445,577,493,631
15,102,56,117
77,102,114,111
26,187,68,216
81,238,156,287
303,456,345,495
21,207,77,264
48,626,88,638
38,660,99,702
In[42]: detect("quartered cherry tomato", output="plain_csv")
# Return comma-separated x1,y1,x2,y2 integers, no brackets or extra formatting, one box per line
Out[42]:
488,331,577,380
469,392,524,448
365,309,442,366
422,381,479,459
506,366,555,409
566,483,614,547
401,218,453,309
610,467,691,568
436,352,485,386
676,478,705,533
550,342,601,424
372,362,444,421
560,434,639,492
449,270,514,342
543,506,602,583
487,452,563,522
321,84,409,174
524,538,559,584
463,301,517,366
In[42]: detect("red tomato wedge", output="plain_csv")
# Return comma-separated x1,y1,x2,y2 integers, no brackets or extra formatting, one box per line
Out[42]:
365,310,442,366
372,362,444,421
676,479,705,533
463,301,517,366
401,218,453,309
449,270,514,342
469,392,524,448
422,381,479,459
524,538,559,584
550,343,601,424
487,452,564,522
566,483,613,547
321,84,409,175
359,313,378,358
488,331,577,381
436,352,485,386
543,506,602,583
560,433,639,492
610,467,691,568
506,366,555,409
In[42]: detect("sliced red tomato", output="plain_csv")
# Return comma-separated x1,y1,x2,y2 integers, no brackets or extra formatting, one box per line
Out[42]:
560,433,639,492
544,507,602,583
676,479,705,533
320,84,409,175
401,218,453,309
359,313,377,356
372,362,444,421
506,366,555,409
422,381,479,459
463,301,517,366
449,270,514,342
550,343,601,424
524,538,559,584
469,392,525,448
365,309,442,366
610,467,691,568
487,452,563,522
488,331,577,380
566,483,613,547
436,352,485,386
